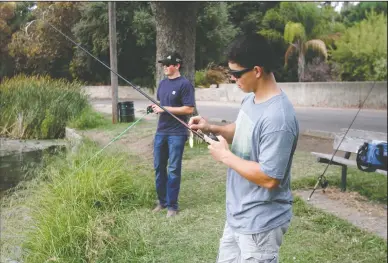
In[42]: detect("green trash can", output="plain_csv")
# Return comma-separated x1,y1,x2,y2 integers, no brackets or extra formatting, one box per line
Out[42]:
117,101,135,122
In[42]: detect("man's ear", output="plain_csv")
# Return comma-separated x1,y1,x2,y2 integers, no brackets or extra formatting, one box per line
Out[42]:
254,66,262,78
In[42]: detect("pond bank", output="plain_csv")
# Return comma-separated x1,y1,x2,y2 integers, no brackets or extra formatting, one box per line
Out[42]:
0,128,83,196
0,128,84,263
0,137,68,157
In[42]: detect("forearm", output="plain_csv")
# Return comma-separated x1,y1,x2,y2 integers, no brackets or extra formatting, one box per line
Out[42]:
163,106,194,115
209,123,236,144
222,151,279,189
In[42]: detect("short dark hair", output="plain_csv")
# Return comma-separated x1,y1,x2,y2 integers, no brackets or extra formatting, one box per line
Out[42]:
226,34,276,74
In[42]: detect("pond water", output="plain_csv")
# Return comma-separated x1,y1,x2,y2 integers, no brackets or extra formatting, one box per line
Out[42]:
0,138,67,197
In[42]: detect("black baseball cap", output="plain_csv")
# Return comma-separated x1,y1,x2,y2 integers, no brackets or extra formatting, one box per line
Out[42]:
158,52,183,65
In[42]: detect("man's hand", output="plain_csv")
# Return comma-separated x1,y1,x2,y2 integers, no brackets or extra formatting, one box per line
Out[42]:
151,104,164,114
188,115,210,133
204,135,231,163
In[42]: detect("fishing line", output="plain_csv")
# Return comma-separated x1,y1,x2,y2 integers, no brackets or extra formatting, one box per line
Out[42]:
308,81,377,200
33,7,217,144
71,112,149,175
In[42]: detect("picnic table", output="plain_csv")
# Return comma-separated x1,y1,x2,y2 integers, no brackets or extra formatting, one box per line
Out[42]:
311,128,387,192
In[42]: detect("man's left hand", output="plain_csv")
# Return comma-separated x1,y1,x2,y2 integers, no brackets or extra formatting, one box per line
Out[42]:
204,135,231,163
152,104,164,113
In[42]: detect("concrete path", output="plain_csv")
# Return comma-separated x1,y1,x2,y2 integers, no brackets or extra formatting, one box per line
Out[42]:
91,99,387,135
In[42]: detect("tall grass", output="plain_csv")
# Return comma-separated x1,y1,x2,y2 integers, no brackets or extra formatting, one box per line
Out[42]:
21,140,155,262
0,75,91,139
67,105,109,130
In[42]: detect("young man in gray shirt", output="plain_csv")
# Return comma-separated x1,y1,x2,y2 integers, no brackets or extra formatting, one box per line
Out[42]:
189,34,299,262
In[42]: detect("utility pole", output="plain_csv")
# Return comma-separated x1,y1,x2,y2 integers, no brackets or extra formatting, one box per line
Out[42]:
109,1,118,123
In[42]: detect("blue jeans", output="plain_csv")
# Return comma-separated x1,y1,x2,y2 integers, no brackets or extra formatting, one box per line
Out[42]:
153,134,186,211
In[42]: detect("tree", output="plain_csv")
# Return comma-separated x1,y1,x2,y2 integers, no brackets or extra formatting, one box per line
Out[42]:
70,2,155,86
150,2,200,88
341,2,387,26
258,2,344,82
284,22,328,82
8,2,81,79
331,11,387,81
0,2,16,81
0,2,34,81
195,2,238,69
150,2,201,144
227,2,279,36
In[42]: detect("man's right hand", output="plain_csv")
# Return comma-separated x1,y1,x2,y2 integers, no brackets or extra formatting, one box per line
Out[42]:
188,115,210,133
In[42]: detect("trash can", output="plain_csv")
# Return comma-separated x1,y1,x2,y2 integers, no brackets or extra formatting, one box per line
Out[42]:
117,101,135,122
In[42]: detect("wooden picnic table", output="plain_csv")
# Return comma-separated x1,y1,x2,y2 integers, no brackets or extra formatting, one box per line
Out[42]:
311,128,387,191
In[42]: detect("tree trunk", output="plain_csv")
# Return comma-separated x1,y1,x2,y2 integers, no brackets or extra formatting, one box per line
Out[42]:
150,2,199,87
150,2,201,144
298,41,306,82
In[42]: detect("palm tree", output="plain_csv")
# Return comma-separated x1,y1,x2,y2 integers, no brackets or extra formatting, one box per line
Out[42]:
284,22,328,82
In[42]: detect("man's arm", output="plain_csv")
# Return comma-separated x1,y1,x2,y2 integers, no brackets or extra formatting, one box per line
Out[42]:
221,151,279,189
163,106,194,115
154,80,195,116
206,130,296,189
189,117,236,144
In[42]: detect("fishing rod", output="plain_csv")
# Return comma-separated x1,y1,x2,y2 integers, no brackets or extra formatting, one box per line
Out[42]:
34,8,218,144
308,81,377,200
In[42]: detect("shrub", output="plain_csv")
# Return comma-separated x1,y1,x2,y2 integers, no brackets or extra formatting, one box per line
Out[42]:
195,70,208,88
195,65,230,88
68,105,108,130
205,69,226,85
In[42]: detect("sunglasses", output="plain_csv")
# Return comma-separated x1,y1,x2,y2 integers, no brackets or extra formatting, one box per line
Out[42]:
228,68,252,79
163,63,177,67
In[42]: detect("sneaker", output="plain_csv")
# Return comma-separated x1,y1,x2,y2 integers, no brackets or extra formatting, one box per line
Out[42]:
152,204,165,213
166,210,178,218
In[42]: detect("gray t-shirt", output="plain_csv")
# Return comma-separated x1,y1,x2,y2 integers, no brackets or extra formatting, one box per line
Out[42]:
226,90,299,234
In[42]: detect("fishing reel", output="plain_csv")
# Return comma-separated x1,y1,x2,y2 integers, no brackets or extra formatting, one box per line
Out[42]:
207,133,220,142
146,105,154,114
319,174,329,192
188,130,219,148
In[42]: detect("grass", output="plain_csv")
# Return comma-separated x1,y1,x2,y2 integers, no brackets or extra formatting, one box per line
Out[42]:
1,117,386,263
291,151,387,203
1,139,156,263
281,197,387,263
0,75,107,139
67,105,109,130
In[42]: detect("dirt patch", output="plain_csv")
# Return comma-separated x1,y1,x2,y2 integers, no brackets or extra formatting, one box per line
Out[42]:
294,188,387,240
296,134,334,154
79,119,156,162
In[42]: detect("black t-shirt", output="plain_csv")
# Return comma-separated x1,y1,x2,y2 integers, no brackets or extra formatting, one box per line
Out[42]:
156,76,195,135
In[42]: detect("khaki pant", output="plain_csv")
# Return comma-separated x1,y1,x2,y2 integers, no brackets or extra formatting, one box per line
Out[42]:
216,221,290,263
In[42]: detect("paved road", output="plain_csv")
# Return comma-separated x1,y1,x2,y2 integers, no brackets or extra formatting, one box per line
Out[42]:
92,99,387,134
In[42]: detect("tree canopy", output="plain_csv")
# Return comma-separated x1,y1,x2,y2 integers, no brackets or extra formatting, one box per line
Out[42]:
0,1,386,86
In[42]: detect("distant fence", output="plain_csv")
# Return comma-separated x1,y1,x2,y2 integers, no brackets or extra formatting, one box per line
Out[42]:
83,81,387,109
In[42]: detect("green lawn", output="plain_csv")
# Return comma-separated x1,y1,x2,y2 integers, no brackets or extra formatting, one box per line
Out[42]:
1,118,386,263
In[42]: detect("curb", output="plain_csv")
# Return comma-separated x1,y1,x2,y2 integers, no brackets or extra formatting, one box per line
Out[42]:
65,127,83,152
300,129,335,140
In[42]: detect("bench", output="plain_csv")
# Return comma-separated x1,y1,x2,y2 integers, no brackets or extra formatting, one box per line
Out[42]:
311,128,387,192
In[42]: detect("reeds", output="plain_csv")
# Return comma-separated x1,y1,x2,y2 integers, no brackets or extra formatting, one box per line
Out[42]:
0,75,90,139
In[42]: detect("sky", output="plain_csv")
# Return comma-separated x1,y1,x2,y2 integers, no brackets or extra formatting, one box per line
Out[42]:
334,1,360,13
